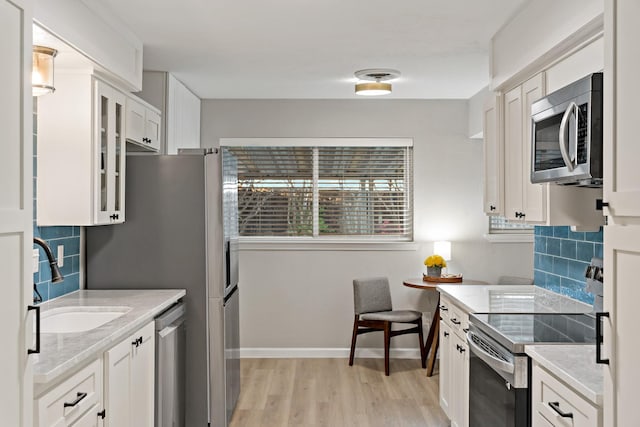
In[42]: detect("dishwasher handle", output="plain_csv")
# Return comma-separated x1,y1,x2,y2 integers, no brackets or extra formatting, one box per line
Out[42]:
155,301,185,330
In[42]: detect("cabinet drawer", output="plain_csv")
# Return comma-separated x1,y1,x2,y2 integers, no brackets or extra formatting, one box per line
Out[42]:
439,295,451,322
449,304,469,339
69,403,102,427
532,361,600,427
35,359,103,427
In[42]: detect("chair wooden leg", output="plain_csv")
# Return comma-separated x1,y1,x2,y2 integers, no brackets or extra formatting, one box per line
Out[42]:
349,315,359,366
426,318,440,377
384,321,391,376
417,319,426,369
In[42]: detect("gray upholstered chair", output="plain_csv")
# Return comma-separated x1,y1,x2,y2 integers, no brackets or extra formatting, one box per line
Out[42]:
349,277,426,375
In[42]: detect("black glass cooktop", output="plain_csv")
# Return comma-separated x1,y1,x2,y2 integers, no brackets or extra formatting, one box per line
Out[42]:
469,312,597,353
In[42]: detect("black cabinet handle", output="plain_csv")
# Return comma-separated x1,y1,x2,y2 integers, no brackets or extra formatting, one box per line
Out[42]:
97,409,106,419
459,347,465,353
463,328,469,333
138,336,143,345
596,199,609,211
132,339,139,347
28,305,40,355
64,392,88,408
109,214,120,220
451,318,461,325
443,331,449,338
439,306,448,311
456,344,460,351
596,312,610,364
490,205,496,211
548,401,573,418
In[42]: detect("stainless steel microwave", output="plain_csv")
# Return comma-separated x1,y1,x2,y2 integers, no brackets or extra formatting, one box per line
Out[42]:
530,72,603,186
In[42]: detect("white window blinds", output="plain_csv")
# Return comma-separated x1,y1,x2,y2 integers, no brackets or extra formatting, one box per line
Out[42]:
225,143,413,240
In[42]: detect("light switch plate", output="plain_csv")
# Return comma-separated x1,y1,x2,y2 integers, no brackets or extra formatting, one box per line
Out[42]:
57,245,64,267
33,249,39,273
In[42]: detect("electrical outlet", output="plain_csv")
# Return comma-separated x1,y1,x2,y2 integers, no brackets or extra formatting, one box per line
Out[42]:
57,245,64,267
33,249,39,274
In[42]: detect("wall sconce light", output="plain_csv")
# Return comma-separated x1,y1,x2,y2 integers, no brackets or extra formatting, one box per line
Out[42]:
354,69,400,96
32,46,58,97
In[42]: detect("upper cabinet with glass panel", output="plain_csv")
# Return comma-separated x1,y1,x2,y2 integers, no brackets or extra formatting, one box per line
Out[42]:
38,73,127,225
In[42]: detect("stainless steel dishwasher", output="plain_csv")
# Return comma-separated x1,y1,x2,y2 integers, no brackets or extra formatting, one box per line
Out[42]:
155,301,186,427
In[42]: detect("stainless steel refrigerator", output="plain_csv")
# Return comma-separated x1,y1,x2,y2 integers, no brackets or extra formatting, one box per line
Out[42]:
86,149,240,427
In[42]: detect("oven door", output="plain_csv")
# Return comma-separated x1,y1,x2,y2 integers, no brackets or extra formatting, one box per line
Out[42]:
530,92,591,184
467,331,530,427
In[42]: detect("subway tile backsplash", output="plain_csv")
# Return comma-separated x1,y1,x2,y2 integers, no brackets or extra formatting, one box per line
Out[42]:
534,225,603,305
33,98,81,302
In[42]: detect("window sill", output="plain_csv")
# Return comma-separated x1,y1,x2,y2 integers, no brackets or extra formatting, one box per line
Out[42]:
239,239,419,251
483,233,534,243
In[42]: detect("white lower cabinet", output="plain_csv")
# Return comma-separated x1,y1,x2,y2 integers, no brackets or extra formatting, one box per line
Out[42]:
35,359,103,427
35,322,155,427
70,404,103,427
104,321,155,427
450,333,469,427
439,320,452,417
532,361,601,427
438,295,469,427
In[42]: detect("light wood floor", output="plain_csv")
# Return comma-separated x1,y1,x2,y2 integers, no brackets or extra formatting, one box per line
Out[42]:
229,358,449,427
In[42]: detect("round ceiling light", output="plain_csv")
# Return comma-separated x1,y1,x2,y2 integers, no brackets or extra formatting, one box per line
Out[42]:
354,69,401,96
32,46,58,97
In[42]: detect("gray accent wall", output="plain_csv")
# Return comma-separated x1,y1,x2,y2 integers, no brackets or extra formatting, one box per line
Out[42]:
201,99,535,352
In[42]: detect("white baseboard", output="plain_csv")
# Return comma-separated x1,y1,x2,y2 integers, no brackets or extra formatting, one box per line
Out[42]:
240,347,424,359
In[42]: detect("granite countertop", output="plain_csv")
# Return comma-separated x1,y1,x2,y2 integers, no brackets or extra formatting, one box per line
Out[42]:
437,284,592,314
526,344,603,406
33,289,185,385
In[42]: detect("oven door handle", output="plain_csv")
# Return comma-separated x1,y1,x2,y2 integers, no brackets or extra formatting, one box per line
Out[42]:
467,331,515,375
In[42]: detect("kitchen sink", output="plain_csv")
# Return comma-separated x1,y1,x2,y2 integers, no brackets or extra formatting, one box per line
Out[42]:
38,306,131,334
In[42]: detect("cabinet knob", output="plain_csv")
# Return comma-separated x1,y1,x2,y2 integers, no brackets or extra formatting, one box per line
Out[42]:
490,205,496,211
443,331,449,337
97,409,106,419
110,213,120,221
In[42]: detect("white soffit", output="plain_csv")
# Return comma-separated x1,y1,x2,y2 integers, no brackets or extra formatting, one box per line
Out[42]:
104,0,528,99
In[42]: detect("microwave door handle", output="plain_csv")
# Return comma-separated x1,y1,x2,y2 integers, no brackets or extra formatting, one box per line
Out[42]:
559,102,577,172
570,103,581,167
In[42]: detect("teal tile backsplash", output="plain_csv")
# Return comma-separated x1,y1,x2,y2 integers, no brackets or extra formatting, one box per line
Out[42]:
33,98,81,302
534,225,603,304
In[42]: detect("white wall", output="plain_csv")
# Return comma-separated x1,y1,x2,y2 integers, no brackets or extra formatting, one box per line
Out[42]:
491,0,603,90
201,99,533,354
467,86,490,139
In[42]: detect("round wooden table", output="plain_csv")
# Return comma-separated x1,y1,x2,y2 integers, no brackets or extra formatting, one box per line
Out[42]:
403,277,487,377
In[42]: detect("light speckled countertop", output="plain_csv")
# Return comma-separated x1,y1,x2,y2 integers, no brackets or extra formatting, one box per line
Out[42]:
437,284,592,313
33,289,185,385
526,345,603,405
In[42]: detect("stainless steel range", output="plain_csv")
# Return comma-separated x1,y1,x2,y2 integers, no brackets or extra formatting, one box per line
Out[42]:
467,312,597,427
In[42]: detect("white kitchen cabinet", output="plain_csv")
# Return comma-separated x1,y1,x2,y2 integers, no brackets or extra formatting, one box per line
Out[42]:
34,359,103,427
136,71,201,154
104,321,155,427
38,73,126,225
451,333,469,427
503,73,547,223
125,96,161,152
0,0,33,425
483,93,503,215
438,295,469,427
438,320,452,418
603,1,640,425
532,361,601,427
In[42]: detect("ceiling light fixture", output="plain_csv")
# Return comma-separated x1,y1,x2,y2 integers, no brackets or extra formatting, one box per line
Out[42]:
354,69,400,96
32,45,58,97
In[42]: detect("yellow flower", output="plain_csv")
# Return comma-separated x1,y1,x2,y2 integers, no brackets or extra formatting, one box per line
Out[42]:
424,254,447,268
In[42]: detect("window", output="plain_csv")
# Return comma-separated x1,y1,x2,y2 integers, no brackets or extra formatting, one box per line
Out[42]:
488,215,534,234
224,139,413,241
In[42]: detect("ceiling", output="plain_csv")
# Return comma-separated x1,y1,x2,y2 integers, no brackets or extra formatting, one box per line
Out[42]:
101,0,527,100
